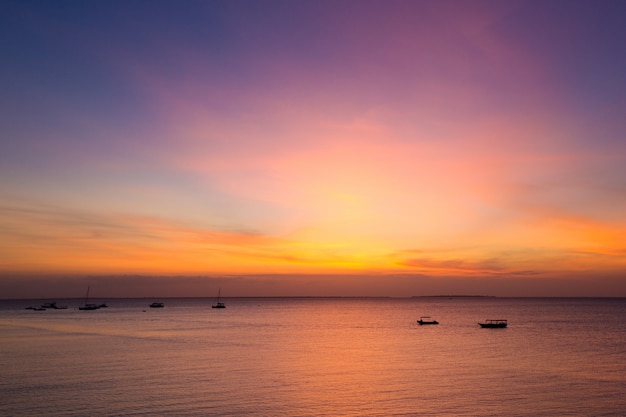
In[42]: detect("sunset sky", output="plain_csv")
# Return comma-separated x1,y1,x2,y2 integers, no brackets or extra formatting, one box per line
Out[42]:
1,0,625,298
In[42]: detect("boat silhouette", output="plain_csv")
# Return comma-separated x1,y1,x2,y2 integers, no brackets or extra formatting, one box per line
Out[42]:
212,288,226,308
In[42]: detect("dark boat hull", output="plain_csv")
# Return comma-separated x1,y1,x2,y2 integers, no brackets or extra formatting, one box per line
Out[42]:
417,320,439,325
479,323,507,328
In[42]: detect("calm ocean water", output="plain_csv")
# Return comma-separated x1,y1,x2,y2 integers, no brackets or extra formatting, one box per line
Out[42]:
1,297,625,416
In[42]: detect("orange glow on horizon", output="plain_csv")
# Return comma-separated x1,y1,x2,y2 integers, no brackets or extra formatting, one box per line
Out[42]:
1,198,624,278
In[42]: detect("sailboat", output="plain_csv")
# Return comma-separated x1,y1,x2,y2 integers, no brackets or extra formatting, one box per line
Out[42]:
78,286,99,310
212,288,226,309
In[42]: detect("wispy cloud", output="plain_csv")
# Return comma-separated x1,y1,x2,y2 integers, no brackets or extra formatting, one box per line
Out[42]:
0,200,391,274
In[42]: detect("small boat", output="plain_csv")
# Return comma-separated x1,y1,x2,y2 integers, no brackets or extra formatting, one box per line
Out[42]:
212,288,226,309
417,316,439,325
149,302,164,308
479,319,507,328
78,286,100,310
33,307,46,311
41,302,68,309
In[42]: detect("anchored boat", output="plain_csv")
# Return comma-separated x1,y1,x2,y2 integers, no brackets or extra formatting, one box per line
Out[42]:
417,316,439,325
79,286,100,310
212,288,226,309
479,319,507,328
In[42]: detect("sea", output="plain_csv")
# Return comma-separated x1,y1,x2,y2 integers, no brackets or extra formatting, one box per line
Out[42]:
1,297,625,416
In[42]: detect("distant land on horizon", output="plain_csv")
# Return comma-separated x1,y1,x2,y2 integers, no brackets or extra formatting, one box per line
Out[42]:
412,295,497,298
